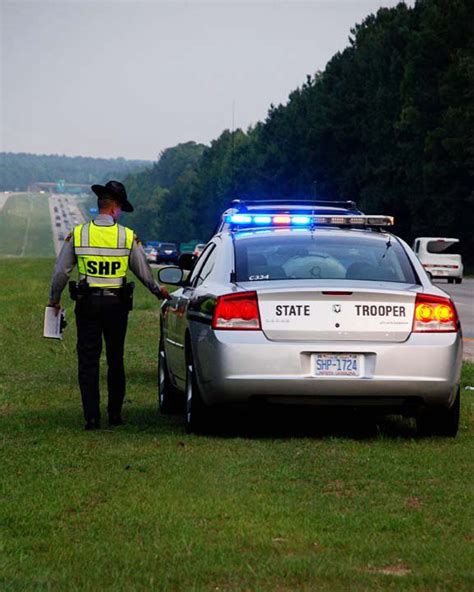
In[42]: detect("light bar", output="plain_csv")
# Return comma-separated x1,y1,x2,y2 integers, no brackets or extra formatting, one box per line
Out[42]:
254,215,271,224
273,215,291,224
292,216,311,225
229,214,252,224
225,214,394,227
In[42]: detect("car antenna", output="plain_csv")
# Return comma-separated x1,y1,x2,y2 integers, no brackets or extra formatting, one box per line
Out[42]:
379,234,392,262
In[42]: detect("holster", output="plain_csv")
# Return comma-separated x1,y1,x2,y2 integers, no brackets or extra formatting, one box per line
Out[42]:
69,280,90,302
122,282,135,311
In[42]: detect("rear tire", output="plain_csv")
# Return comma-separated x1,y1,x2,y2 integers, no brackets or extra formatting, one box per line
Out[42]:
417,387,460,437
158,335,180,414
185,349,209,434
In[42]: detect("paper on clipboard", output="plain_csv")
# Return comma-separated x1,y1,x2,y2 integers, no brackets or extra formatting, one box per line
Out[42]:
43,307,66,339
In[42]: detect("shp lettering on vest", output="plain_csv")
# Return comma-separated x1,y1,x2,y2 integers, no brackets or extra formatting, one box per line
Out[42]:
74,222,134,288
86,260,122,275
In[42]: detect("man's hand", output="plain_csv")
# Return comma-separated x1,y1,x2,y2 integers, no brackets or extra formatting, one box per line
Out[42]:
159,286,171,300
48,300,61,316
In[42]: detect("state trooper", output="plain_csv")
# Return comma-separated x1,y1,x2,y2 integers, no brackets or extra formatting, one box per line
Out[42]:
48,181,170,430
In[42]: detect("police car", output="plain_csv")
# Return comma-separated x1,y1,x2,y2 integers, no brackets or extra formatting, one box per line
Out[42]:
158,200,462,436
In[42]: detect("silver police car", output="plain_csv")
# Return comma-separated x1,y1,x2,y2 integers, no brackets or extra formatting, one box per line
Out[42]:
158,201,462,436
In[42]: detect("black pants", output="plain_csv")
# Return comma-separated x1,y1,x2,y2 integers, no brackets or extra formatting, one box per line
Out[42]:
75,296,129,422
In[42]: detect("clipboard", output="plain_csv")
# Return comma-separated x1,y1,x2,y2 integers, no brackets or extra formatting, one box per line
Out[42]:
43,307,67,339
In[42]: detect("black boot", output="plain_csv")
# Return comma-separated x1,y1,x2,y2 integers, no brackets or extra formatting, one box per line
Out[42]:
85,417,101,431
109,414,124,427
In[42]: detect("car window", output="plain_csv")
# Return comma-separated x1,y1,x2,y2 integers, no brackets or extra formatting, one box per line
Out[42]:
427,241,460,254
235,233,417,284
189,244,216,286
194,247,217,287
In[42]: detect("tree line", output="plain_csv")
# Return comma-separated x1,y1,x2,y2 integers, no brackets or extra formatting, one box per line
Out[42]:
93,0,474,265
0,152,150,191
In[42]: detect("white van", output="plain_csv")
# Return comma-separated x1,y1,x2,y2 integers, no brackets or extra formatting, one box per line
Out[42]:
413,237,463,284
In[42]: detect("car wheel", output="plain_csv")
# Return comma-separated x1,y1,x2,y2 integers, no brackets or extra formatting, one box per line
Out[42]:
185,349,208,434
455,278,462,284
417,386,460,437
447,277,454,284
158,335,180,414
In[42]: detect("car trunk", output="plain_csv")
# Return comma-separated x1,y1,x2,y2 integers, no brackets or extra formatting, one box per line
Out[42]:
244,281,418,342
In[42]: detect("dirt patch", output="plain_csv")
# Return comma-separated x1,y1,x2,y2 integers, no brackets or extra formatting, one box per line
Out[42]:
323,479,356,498
405,496,423,509
365,561,411,577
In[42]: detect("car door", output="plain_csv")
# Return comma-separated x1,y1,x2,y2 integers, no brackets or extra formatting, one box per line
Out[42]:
169,243,217,385
162,279,184,380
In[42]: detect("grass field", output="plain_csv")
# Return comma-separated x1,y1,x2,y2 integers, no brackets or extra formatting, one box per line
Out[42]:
0,258,473,591
0,194,54,257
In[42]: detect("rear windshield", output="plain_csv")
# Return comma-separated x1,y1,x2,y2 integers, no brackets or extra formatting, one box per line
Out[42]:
235,232,417,284
160,243,177,249
427,240,459,254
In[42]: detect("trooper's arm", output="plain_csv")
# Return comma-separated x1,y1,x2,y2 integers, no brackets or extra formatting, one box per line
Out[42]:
129,236,170,299
49,233,77,309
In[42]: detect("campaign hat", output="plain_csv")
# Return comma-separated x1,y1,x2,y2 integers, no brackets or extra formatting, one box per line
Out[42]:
91,180,134,212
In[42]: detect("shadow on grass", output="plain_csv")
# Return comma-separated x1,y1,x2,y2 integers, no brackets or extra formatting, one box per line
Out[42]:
120,403,418,440
203,405,418,440
1,402,418,440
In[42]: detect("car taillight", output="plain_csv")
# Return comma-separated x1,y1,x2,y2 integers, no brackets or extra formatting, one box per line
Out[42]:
212,291,261,330
413,293,458,332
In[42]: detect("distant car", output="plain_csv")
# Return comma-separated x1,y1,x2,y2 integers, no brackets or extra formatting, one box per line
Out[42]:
55,222,60,227
413,237,463,284
156,242,180,264
144,246,158,263
158,200,462,437
193,243,207,257
58,232,64,240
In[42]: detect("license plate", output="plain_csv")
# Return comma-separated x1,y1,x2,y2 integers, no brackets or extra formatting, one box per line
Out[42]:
314,354,361,377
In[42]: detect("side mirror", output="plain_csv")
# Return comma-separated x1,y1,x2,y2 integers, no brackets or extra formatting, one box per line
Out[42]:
178,253,196,270
158,266,183,285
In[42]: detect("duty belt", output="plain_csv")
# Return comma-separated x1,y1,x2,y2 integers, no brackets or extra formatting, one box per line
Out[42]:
89,288,123,297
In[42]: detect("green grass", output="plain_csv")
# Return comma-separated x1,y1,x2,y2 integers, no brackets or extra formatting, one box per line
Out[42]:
1,258,473,591
0,194,54,257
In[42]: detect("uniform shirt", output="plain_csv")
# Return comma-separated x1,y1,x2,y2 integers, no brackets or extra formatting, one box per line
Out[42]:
49,214,163,301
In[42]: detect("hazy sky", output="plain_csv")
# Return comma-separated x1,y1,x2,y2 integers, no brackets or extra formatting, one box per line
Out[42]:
1,0,413,161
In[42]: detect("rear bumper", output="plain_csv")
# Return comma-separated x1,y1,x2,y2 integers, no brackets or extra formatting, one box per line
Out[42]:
425,267,463,279
190,325,462,409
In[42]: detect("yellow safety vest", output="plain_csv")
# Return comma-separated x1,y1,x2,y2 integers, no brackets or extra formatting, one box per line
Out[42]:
73,222,134,288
